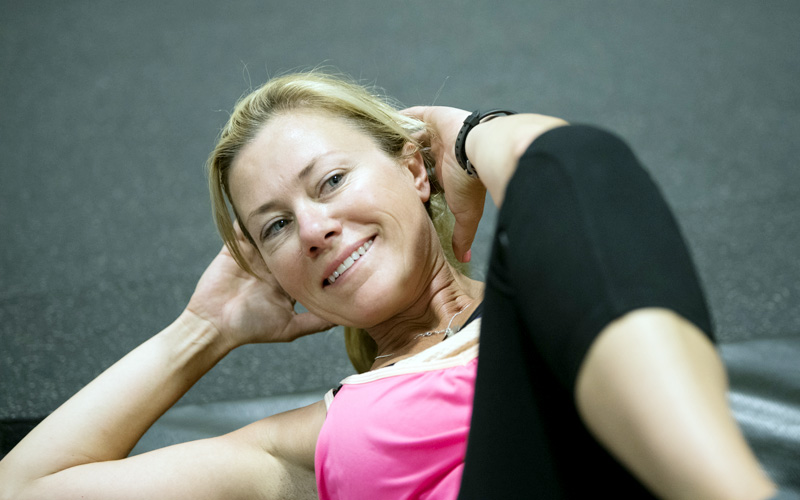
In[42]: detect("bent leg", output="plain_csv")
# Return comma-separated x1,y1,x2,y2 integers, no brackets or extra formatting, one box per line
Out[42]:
461,126,721,498
577,308,774,499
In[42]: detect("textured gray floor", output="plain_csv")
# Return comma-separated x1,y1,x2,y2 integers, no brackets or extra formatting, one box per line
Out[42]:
1,0,799,421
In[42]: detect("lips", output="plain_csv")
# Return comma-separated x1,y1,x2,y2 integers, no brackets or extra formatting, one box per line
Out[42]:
324,238,374,286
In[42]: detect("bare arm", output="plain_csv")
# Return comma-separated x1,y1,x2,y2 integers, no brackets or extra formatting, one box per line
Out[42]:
0,312,226,499
0,314,324,500
4,385,325,500
0,240,332,500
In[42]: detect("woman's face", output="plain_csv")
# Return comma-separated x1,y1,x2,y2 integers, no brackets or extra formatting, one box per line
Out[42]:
228,110,435,328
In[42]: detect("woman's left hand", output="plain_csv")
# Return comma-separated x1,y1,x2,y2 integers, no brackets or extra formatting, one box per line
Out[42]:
404,106,487,263
186,222,334,349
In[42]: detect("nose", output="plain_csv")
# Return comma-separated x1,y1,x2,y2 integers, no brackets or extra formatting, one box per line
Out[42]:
296,203,341,257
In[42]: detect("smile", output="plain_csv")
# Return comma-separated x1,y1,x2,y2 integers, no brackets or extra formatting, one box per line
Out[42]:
325,238,374,286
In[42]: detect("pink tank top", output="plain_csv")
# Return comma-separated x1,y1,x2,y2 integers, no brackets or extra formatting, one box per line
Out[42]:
315,320,480,500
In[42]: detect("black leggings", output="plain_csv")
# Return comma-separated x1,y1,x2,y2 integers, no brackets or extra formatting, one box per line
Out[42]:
458,125,713,499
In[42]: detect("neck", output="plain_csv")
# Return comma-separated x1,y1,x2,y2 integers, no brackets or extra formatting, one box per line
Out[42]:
368,258,483,368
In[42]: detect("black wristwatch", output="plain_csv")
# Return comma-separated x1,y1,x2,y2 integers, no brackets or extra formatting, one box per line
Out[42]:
454,109,517,178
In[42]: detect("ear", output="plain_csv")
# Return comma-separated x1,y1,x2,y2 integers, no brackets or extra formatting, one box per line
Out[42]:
401,142,431,203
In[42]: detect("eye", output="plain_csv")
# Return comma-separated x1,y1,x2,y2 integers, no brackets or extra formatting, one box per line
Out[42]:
262,218,291,241
323,172,344,191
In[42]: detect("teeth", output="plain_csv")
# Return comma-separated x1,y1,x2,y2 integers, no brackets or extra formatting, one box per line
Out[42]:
326,238,374,285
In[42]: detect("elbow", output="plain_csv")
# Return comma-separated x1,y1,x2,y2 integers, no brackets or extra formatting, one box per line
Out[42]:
0,483,33,500
0,483,18,500
0,464,32,500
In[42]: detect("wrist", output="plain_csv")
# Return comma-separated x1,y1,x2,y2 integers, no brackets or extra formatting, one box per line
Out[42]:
172,309,236,359
466,114,568,206
454,110,517,179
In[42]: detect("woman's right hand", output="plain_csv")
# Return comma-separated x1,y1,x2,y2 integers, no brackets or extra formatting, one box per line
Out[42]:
186,223,334,350
404,106,487,263
405,106,568,262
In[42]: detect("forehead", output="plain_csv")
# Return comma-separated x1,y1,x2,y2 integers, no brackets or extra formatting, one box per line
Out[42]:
234,111,374,179
227,111,379,212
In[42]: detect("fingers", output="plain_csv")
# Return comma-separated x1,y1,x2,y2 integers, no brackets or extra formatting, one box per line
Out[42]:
233,219,246,239
400,106,427,120
445,175,487,262
286,312,336,341
232,220,271,277
401,107,433,146
451,208,484,263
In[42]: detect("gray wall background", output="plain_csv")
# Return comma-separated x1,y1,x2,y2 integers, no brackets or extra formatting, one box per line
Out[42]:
2,0,799,420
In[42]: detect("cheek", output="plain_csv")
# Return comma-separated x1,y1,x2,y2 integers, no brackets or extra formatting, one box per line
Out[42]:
262,248,307,297
362,173,425,219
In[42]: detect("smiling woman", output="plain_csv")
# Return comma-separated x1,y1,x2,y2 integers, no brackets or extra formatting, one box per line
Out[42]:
0,71,778,500
207,72,469,372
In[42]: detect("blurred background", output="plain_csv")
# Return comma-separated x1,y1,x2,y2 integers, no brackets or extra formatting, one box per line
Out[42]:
2,0,798,438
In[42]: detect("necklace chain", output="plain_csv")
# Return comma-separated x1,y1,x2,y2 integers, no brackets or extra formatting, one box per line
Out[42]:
374,303,470,360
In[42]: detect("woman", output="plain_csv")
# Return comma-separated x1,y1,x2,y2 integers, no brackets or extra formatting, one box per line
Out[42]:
0,72,776,499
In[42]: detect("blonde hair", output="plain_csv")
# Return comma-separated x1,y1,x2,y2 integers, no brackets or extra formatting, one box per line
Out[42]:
207,70,467,373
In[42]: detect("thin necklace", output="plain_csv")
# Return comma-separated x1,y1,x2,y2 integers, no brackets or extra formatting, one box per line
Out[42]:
374,303,470,360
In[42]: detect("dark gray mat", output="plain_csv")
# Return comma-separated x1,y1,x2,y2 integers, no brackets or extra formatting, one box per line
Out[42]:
2,1,799,425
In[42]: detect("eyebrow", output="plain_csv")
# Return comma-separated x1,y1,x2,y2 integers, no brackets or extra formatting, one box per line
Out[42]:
245,154,324,225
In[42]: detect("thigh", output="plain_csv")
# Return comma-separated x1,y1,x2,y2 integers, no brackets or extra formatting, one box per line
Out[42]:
460,125,711,499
